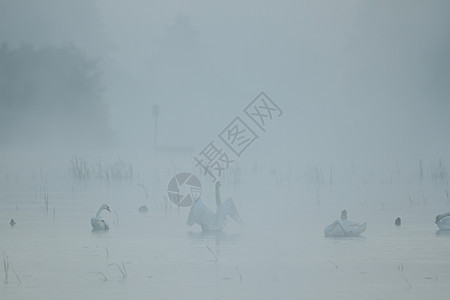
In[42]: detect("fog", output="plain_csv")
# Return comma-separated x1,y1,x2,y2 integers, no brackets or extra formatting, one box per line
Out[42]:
1,1,450,299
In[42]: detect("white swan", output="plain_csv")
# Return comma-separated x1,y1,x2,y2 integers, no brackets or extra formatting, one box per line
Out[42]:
324,210,367,237
91,204,111,231
187,181,244,232
435,212,450,230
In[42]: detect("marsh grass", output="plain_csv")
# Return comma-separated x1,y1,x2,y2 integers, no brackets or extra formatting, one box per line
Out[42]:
69,156,133,181
41,185,49,214
138,184,149,203
205,245,218,262
236,267,243,282
107,262,127,279
12,267,21,285
90,271,108,281
328,260,339,269
431,159,448,182
114,210,119,225
445,181,449,206
3,254,9,285
404,277,412,290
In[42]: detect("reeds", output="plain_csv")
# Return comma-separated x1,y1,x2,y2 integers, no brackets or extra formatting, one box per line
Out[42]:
90,271,108,281
41,185,49,214
205,245,218,262
445,181,449,206
69,156,134,181
108,262,127,279
3,254,9,284
3,253,20,285
236,267,243,282
431,159,448,181
114,210,119,226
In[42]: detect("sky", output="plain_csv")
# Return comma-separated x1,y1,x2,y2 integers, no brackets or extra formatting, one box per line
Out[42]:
0,0,449,174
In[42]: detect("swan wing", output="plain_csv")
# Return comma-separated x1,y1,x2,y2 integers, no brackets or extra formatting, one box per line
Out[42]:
324,220,366,237
217,198,244,226
91,217,109,230
186,199,216,227
436,218,450,230
324,220,350,237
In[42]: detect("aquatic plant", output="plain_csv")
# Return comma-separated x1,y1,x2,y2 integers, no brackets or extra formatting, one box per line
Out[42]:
205,245,218,262
3,254,9,284
107,262,127,279
42,185,49,214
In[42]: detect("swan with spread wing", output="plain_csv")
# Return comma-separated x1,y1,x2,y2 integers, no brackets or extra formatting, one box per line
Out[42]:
324,210,367,237
435,212,450,230
187,181,244,232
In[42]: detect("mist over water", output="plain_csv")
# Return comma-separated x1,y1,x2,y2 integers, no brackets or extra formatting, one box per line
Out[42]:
1,1,450,299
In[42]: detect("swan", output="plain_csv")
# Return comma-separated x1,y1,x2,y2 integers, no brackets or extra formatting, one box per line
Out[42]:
435,212,450,230
324,210,367,237
91,204,111,231
187,181,244,232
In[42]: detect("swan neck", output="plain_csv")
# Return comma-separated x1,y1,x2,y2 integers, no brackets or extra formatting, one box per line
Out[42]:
96,206,105,218
215,184,221,208
438,212,450,221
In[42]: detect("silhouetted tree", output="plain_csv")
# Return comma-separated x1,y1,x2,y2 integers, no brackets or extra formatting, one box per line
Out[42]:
0,43,113,147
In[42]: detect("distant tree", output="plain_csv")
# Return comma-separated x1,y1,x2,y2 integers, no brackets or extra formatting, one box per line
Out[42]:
0,43,113,147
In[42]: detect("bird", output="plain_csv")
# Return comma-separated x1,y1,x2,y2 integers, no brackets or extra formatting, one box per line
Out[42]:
395,217,401,226
10,219,16,226
138,205,148,213
187,181,244,232
435,212,450,230
324,209,367,237
91,204,111,231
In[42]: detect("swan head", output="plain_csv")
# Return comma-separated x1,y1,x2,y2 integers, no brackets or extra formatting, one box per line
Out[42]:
436,214,445,223
101,204,111,212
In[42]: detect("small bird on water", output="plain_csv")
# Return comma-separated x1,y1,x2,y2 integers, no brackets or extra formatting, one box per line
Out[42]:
10,219,16,226
395,217,401,226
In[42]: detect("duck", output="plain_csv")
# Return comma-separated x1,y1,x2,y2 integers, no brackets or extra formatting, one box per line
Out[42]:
187,181,244,232
91,204,111,231
324,209,367,237
138,205,148,213
435,212,450,230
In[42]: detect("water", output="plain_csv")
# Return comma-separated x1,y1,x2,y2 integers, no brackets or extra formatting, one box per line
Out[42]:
1,179,450,299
